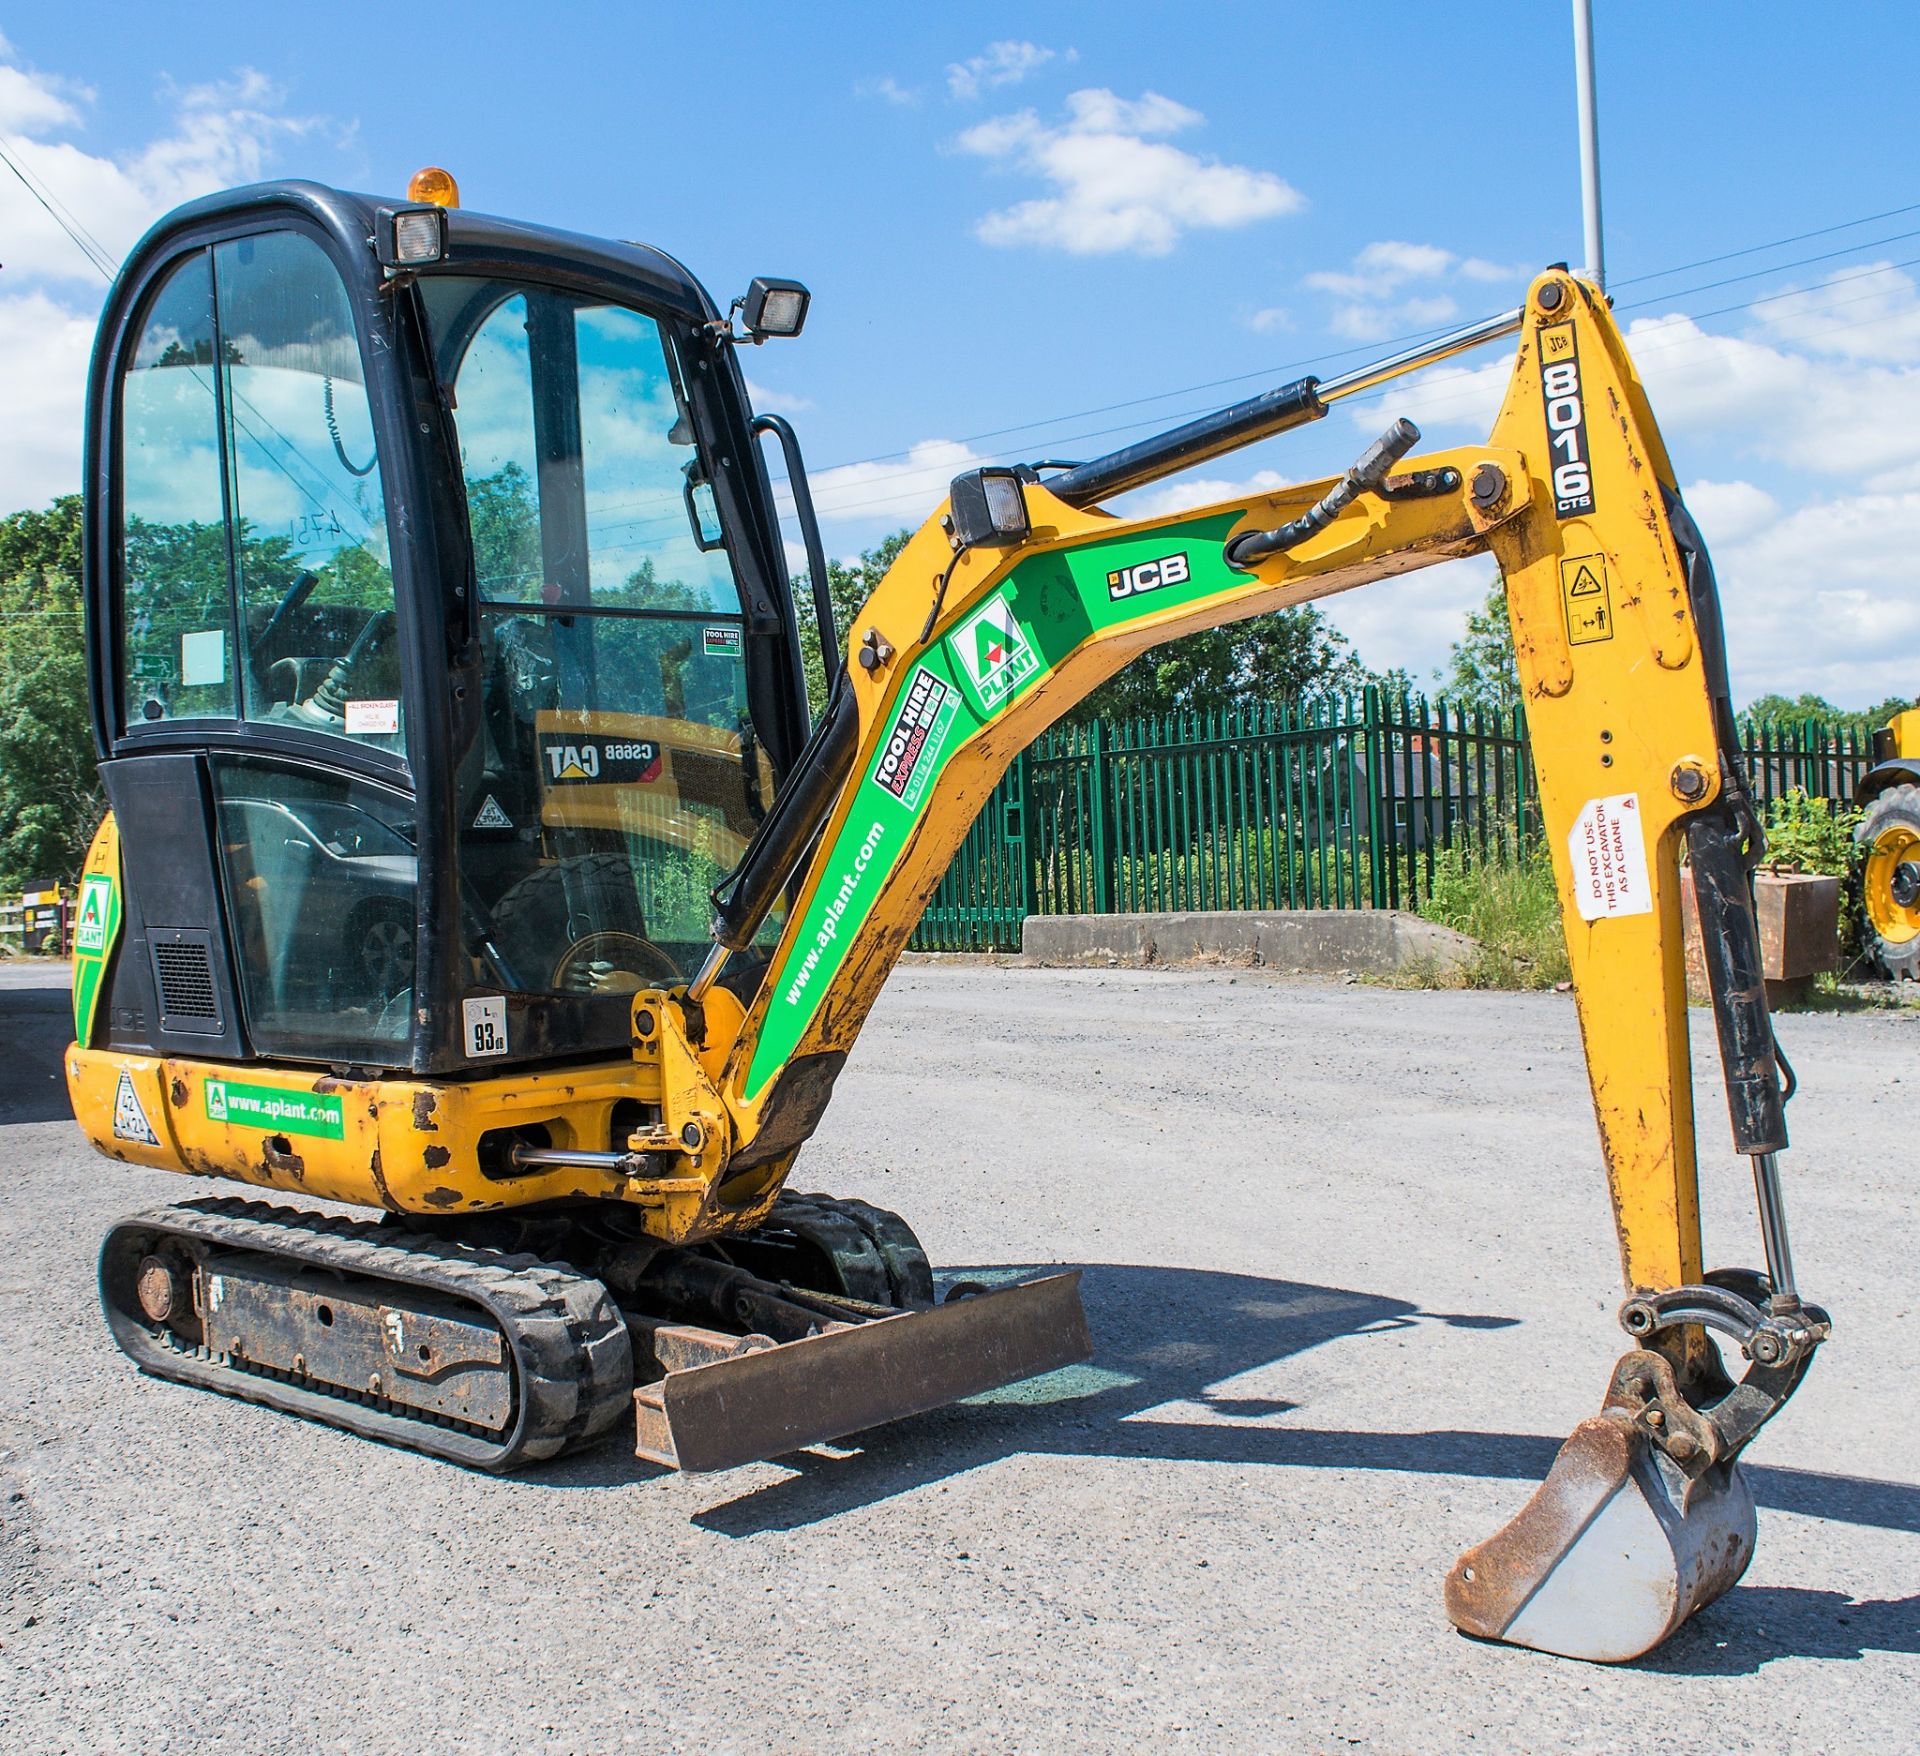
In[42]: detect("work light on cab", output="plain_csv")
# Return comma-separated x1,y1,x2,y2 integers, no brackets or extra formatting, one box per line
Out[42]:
740,276,809,339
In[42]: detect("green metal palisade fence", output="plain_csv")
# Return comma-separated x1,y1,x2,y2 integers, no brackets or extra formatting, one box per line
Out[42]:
910,697,1875,952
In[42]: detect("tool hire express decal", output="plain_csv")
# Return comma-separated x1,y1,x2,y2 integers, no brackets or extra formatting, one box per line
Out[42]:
1538,323,1596,518
873,671,960,810
538,734,662,785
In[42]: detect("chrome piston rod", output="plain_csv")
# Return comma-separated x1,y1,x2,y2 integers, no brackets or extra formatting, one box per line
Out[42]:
1750,1151,1800,1308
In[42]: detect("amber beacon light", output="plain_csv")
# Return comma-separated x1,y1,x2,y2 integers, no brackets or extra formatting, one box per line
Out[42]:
407,165,461,208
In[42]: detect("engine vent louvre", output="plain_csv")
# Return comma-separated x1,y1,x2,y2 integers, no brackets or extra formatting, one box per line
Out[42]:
152,937,220,1027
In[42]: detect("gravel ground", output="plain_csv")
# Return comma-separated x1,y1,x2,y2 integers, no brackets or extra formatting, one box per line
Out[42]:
1,958,1915,1753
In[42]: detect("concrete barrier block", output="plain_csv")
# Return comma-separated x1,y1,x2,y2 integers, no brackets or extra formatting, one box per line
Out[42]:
1019,910,1477,977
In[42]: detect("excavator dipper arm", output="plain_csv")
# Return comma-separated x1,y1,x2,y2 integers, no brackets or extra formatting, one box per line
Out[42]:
659,269,1825,1661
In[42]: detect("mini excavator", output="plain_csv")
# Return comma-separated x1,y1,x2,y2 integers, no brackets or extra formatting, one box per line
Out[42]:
67,170,1828,1663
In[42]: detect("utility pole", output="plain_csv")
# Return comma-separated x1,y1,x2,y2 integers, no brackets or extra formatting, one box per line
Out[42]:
1571,0,1606,291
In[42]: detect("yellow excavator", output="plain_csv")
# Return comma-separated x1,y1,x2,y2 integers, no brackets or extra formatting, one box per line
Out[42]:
67,169,1828,1664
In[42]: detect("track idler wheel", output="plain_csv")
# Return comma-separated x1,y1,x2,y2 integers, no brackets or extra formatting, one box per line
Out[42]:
1445,1273,1827,1662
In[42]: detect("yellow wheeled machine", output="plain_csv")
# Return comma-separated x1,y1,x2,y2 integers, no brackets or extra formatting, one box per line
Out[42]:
70,172,1826,1662
1854,707,1920,978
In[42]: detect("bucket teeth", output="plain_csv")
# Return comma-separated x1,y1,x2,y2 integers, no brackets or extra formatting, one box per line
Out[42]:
1446,1411,1755,1663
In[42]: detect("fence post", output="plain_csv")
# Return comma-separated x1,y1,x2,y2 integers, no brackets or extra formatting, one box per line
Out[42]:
1363,685,1385,908
1013,747,1036,923
1090,718,1114,914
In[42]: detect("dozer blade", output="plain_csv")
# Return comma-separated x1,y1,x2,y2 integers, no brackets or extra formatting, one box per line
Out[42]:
1445,1411,1755,1663
634,1271,1090,1472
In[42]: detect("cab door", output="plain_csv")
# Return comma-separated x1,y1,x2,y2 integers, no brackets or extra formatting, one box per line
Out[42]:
96,221,423,1069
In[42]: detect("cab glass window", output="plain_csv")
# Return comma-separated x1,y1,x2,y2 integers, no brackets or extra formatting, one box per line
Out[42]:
216,231,403,754
211,755,418,1061
420,277,778,1004
119,251,231,726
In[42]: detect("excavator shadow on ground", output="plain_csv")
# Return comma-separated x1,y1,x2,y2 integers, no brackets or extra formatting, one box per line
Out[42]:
542,1258,1920,1671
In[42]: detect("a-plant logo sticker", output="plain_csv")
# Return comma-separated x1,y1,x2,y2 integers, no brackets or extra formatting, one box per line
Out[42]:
956,594,1038,711
75,875,112,954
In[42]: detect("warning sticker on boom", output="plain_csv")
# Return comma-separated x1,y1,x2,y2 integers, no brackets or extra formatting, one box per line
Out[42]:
1561,554,1614,645
1569,792,1652,921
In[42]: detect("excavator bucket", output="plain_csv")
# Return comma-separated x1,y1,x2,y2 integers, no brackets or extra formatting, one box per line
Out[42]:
1445,1411,1755,1663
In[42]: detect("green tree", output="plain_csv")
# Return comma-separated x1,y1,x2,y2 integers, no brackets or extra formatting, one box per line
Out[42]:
0,496,101,888
466,461,542,598
794,530,911,713
1442,574,1520,716
1742,690,1916,732
1068,603,1367,725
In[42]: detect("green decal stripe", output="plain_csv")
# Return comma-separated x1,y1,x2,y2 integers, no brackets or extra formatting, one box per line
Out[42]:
71,872,122,1044
204,1077,346,1141
744,509,1245,1098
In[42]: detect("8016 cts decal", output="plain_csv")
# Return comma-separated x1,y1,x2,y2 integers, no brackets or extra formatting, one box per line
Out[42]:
1538,324,1596,519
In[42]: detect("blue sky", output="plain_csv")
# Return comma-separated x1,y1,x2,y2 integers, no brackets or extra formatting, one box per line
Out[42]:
3,3,1917,704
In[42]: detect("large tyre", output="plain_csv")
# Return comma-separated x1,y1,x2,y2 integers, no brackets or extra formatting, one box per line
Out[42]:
490,852,680,993
1856,784,1920,980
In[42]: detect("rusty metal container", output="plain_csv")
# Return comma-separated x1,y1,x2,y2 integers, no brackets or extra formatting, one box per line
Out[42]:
1680,867,1839,1008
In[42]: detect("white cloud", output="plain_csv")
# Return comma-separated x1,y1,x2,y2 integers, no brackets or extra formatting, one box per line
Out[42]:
0,291,99,508
1708,490,1920,700
1318,260,1920,700
947,41,1057,102
1306,240,1456,299
744,377,813,415
1320,553,1498,682
1327,294,1458,342
798,438,990,529
1113,466,1293,522
0,45,329,516
1680,478,1780,546
0,61,318,282
1306,240,1511,348
1751,260,1920,365
1244,305,1291,334
0,59,87,134
857,75,920,107
955,87,1303,257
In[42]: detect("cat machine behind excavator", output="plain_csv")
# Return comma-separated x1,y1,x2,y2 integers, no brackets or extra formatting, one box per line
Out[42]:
67,170,1828,1663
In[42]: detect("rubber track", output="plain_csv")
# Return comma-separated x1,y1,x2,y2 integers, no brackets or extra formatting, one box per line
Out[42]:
100,1198,633,1472
777,1192,936,1307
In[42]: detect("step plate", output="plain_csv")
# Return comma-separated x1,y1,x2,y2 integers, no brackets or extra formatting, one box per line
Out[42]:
634,1271,1091,1472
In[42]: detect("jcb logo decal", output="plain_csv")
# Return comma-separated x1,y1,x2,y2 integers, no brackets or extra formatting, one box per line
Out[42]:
1107,551,1191,601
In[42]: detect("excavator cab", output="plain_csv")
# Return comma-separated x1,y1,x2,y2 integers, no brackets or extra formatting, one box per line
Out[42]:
86,181,815,1079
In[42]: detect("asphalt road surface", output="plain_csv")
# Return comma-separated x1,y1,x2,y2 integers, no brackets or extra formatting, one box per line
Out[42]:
2,958,1915,1753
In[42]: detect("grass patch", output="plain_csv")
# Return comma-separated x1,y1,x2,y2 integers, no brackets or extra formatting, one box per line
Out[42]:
1401,839,1571,991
